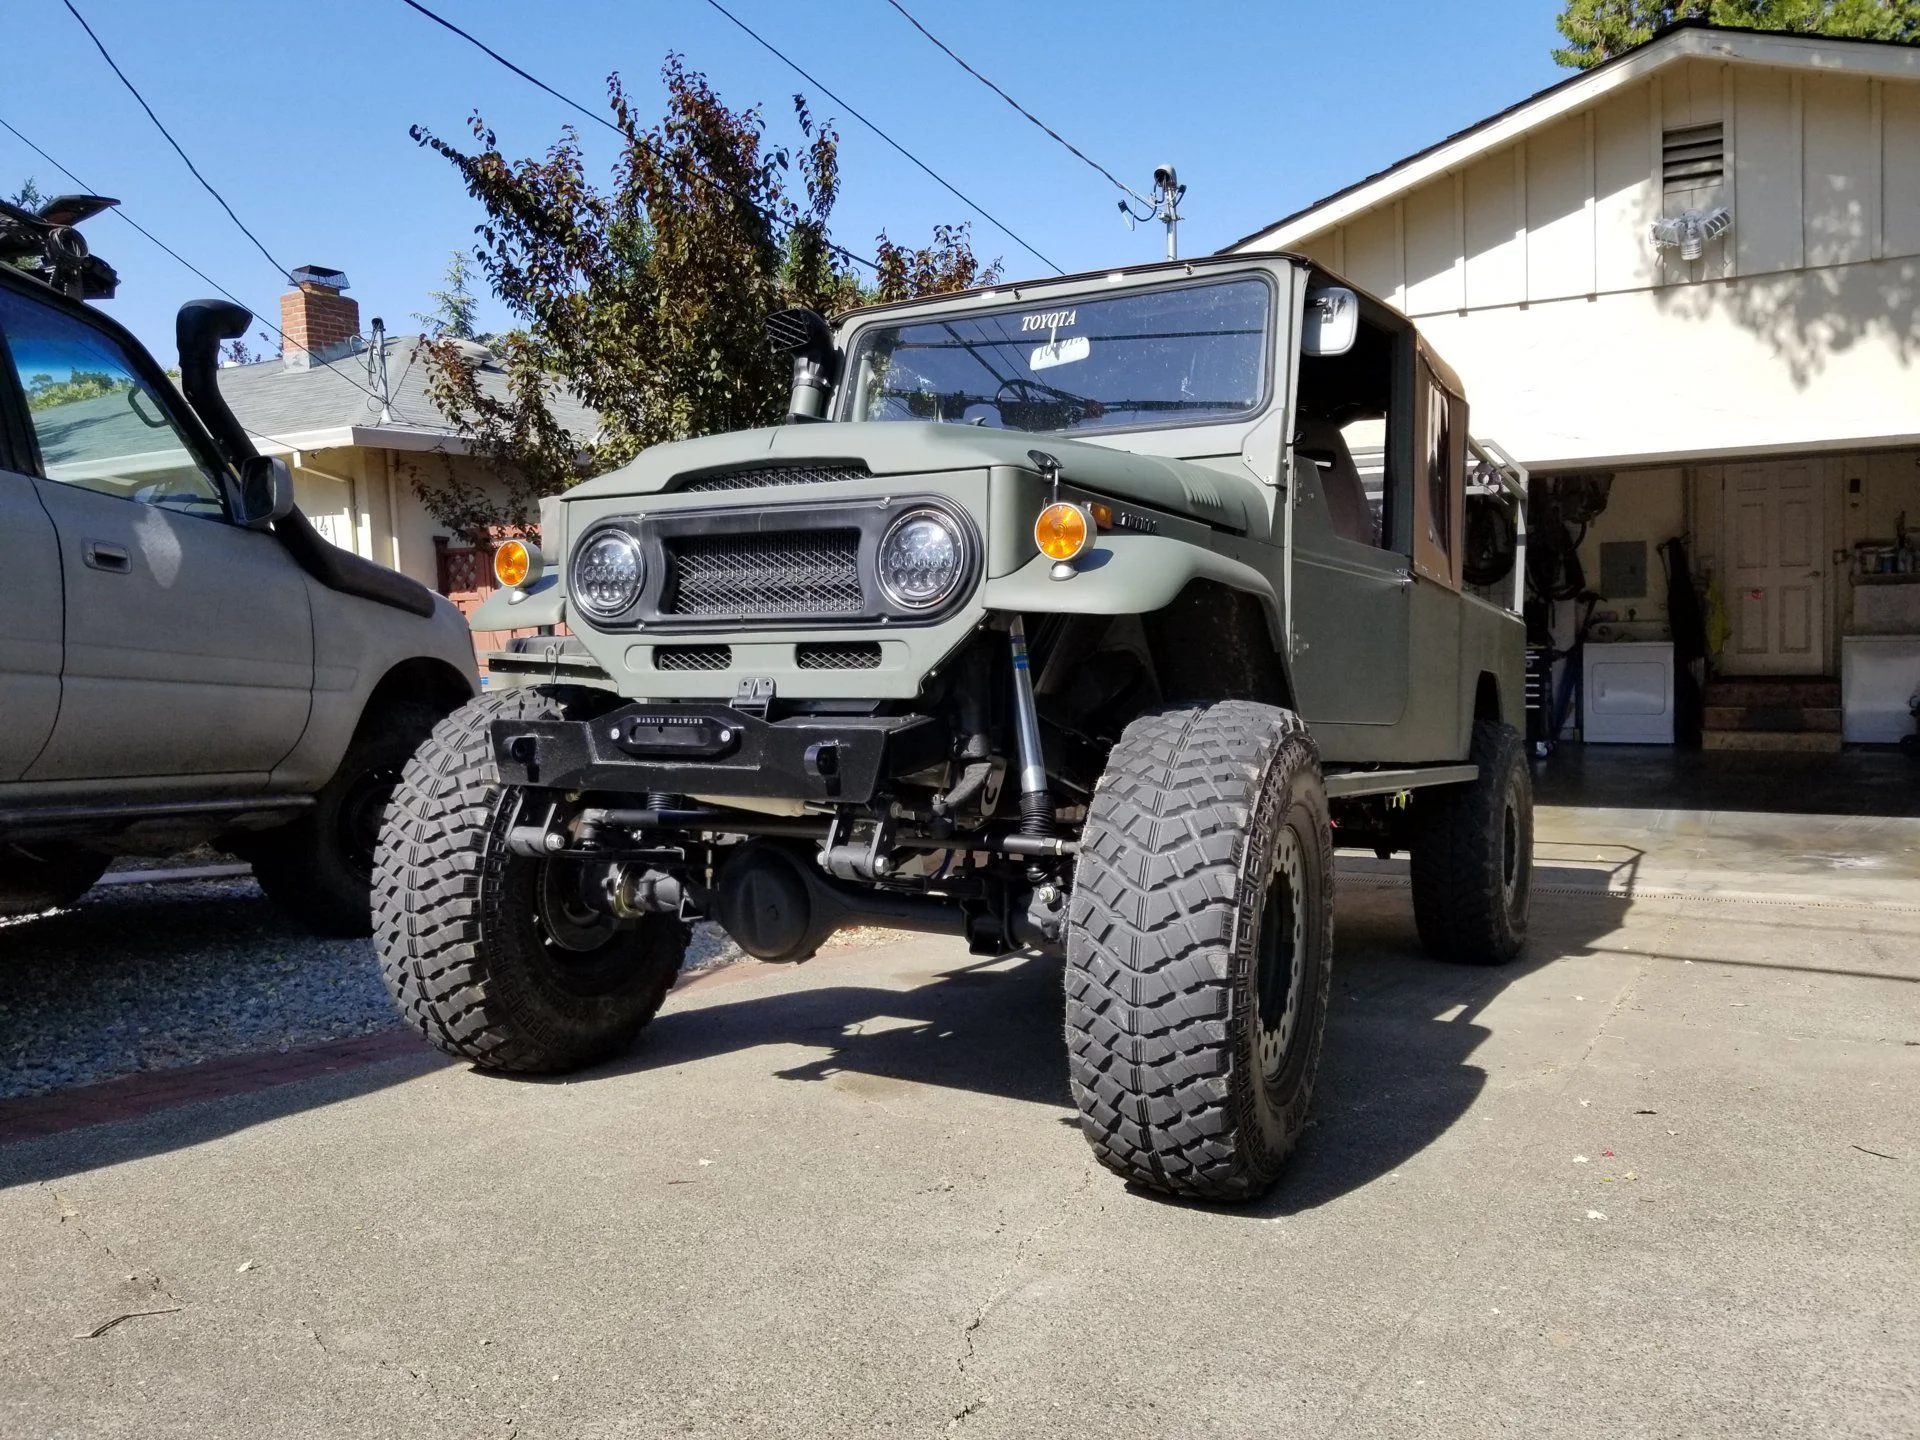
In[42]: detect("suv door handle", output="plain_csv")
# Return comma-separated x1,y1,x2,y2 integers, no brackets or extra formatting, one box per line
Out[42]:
83,540,131,573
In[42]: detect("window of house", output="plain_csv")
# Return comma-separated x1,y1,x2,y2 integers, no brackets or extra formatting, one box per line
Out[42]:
0,290,226,517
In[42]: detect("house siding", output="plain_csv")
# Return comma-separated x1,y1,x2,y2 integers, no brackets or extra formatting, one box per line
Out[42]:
1275,59,1920,470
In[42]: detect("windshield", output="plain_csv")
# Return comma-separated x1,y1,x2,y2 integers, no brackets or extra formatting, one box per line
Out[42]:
842,276,1272,434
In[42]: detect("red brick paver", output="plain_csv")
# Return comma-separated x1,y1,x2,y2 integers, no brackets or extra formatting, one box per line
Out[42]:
0,1029,441,1147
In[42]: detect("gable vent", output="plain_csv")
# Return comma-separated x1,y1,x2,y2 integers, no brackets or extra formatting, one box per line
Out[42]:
1662,122,1724,193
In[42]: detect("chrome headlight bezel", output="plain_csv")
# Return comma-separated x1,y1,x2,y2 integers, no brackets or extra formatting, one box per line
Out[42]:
569,525,647,622
875,505,973,612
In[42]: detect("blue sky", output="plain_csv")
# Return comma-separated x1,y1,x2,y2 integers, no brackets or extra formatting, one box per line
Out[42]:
5,0,1570,361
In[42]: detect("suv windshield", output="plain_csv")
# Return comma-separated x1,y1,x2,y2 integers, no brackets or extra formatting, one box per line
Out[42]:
843,275,1272,435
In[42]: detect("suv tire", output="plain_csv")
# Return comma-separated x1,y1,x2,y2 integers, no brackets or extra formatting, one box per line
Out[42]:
0,843,111,918
1066,701,1335,1202
1409,720,1532,965
250,702,443,938
372,688,689,1073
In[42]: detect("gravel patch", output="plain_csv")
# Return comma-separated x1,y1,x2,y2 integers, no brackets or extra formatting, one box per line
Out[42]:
0,876,747,1100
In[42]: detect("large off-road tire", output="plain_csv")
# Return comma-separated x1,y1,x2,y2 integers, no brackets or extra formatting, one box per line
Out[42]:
250,702,444,938
373,688,689,1073
1409,720,1532,965
1065,701,1336,1202
0,843,111,918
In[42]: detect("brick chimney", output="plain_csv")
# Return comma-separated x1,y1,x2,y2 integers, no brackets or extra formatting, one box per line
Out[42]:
280,264,360,369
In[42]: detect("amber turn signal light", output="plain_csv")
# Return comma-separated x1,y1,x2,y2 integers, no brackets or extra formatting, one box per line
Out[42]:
494,537,539,589
1034,502,1091,562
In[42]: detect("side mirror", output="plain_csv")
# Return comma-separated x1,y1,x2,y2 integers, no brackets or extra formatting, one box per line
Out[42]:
1301,286,1359,357
235,455,295,529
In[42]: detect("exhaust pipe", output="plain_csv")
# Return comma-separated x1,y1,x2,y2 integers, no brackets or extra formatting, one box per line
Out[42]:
764,307,836,422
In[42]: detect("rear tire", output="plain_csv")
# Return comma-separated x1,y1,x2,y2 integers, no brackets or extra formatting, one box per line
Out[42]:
1409,720,1532,965
373,689,689,1074
0,843,110,918
251,702,444,938
1065,701,1335,1202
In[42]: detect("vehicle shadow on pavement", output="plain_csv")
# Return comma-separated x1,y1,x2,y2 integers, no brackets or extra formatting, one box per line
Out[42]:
557,866,1634,1216
0,866,1632,1204
0,1050,443,1192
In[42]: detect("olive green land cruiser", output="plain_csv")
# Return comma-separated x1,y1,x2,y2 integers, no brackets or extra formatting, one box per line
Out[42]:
374,253,1531,1201
0,198,477,933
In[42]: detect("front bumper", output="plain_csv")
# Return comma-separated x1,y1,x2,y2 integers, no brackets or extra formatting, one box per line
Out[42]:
491,704,949,805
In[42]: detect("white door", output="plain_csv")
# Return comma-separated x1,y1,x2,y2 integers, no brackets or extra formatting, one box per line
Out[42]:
1721,461,1827,676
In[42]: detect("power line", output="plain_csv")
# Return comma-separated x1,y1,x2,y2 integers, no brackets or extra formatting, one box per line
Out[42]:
0,115,406,419
59,0,293,284
697,0,1061,274
879,0,1148,205
395,0,881,274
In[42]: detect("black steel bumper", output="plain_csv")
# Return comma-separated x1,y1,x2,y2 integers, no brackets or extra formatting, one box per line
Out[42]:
491,704,948,805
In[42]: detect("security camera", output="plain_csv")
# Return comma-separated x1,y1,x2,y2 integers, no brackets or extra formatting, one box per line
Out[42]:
1153,163,1177,194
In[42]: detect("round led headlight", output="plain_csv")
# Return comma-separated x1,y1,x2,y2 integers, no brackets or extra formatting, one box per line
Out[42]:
570,528,644,619
877,507,969,611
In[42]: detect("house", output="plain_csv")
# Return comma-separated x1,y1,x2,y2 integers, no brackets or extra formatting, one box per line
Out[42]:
217,266,595,642
1230,22,1920,750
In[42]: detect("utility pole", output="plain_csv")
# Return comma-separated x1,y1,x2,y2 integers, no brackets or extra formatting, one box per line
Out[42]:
1118,164,1188,260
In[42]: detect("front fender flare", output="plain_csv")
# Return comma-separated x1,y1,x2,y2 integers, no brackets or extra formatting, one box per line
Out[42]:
471,573,564,631
981,534,1282,647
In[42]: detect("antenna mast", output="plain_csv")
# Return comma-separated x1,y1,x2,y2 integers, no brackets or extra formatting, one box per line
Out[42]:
1117,163,1187,260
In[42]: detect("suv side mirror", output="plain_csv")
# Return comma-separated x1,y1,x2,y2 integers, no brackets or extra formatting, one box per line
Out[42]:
235,455,295,529
1301,286,1359,357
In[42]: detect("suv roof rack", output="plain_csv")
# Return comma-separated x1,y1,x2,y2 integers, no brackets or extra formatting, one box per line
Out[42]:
0,194,121,299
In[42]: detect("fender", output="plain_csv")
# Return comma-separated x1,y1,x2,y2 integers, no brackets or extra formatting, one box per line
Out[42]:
472,573,564,631
982,531,1284,650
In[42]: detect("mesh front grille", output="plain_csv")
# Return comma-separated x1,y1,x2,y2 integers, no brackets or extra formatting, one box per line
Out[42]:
652,644,732,671
796,641,882,670
665,530,862,618
676,463,871,494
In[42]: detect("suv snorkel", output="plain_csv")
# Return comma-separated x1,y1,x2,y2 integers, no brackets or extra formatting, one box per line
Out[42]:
764,306,836,422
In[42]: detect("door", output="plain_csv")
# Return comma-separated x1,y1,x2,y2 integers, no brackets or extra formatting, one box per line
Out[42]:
0,285,315,782
0,470,63,779
1721,461,1826,676
1289,422,1410,727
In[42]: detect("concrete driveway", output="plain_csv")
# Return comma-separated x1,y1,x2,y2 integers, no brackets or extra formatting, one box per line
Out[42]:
3,807,1916,1439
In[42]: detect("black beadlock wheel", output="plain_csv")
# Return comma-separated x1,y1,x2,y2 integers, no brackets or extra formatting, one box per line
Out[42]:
1065,701,1336,1202
372,688,689,1074
1409,720,1533,965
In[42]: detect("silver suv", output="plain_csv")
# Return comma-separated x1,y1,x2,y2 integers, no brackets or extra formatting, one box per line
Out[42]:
0,198,476,933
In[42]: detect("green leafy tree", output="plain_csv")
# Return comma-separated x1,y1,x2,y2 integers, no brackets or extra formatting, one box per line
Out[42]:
24,368,128,411
7,179,44,277
409,56,997,540
1553,0,1920,68
415,249,482,340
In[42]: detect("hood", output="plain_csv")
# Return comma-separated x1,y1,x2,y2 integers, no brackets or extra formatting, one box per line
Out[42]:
564,422,1269,535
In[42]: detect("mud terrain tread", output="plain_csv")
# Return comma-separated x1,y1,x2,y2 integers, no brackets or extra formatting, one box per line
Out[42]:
251,700,442,938
1409,720,1530,965
372,689,682,1072
1065,701,1332,1201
